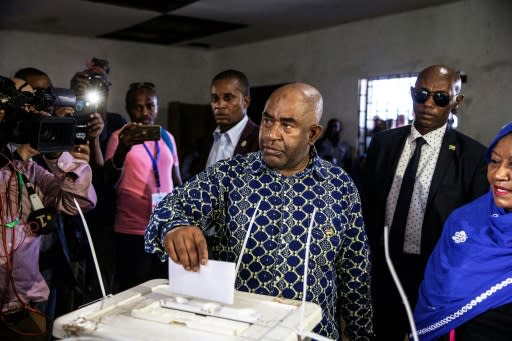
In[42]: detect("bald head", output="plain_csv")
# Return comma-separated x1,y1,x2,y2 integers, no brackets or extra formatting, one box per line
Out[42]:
412,64,465,135
417,65,462,95
260,82,324,176
268,82,323,124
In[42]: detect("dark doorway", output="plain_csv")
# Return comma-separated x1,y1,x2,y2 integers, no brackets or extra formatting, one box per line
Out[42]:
247,83,288,124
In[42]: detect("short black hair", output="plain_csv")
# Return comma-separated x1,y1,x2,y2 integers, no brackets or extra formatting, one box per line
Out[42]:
14,67,48,80
125,83,156,108
211,69,250,96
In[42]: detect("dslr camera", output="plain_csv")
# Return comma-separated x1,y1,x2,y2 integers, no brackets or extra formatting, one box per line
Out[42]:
80,68,111,95
0,76,84,153
72,58,111,115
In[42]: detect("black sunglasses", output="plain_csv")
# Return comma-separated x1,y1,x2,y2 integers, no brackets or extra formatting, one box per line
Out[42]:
411,88,451,107
129,82,155,90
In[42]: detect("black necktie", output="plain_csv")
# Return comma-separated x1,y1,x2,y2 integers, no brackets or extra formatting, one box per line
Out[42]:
389,137,426,255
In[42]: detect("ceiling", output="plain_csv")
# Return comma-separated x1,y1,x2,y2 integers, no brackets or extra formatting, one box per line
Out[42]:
0,0,461,49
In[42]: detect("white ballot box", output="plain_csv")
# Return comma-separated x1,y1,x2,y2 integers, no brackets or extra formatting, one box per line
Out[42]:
53,279,322,341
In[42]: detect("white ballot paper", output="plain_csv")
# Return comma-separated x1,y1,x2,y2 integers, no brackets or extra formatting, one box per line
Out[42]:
168,258,236,304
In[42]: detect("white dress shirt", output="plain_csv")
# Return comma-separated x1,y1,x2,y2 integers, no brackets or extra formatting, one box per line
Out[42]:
385,123,447,254
206,115,248,167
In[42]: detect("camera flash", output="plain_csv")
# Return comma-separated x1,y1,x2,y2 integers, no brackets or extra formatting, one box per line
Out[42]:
86,90,101,105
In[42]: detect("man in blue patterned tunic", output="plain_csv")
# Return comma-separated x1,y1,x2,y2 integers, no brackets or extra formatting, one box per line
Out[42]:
145,83,373,340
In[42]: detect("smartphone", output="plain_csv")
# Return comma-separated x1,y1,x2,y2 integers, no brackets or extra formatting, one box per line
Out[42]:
133,124,161,142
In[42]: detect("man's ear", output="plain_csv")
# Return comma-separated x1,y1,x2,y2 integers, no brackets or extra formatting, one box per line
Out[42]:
453,94,464,112
309,124,323,144
243,95,251,109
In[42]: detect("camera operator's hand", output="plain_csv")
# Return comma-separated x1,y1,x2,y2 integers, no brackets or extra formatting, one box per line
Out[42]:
88,112,104,140
86,112,105,170
54,107,74,117
70,143,90,163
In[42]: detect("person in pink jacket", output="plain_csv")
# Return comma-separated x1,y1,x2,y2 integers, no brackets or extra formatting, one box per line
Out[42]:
0,76,97,339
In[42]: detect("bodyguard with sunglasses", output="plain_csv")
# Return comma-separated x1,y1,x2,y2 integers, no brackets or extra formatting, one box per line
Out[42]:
363,65,489,340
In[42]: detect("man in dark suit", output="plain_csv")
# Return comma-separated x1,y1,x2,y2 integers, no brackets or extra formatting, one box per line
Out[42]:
183,70,259,180
363,65,489,340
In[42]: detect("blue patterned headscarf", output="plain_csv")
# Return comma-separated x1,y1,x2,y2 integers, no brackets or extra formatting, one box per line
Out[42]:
413,121,512,340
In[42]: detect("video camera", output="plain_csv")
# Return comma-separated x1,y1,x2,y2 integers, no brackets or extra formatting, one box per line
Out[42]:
33,87,86,113
0,76,84,153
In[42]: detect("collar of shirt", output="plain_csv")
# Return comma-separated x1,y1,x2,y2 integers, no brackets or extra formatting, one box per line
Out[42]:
409,122,447,148
212,114,248,145
248,146,329,180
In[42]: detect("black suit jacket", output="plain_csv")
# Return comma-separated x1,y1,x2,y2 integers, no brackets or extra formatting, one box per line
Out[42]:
363,125,488,262
186,117,260,179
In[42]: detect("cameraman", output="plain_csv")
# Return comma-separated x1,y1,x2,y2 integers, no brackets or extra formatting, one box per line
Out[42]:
11,73,98,320
15,67,105,166
70,58,127,164
0,77,97,339
70,58,126,300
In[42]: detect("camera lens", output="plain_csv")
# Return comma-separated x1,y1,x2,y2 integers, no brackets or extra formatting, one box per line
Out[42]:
35,117,75,153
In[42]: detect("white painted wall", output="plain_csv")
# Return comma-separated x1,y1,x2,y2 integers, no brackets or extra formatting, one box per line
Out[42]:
212,0,512,146
0,0,510,147
0,31,213,128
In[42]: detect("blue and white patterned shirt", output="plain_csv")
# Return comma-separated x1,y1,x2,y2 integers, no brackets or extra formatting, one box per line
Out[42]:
145,150,373,340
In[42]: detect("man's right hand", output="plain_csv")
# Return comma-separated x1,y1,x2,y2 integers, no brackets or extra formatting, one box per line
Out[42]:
118,123,149,148
88,112,104,140
163,226,208,272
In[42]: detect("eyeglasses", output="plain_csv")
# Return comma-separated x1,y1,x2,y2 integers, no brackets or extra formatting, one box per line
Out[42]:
411,88,451,107
129,82,155,90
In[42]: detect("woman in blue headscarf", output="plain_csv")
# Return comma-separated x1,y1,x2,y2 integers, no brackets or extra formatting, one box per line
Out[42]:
414,122,512,340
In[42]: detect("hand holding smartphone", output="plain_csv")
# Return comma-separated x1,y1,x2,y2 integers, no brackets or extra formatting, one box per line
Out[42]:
118,123,161,149
132,124,161,143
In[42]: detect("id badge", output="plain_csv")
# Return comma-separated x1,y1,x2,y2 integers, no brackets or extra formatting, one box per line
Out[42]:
151,192,169,210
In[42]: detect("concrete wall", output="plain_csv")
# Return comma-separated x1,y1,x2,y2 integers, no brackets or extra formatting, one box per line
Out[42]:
1,0,510,147
0,31,213,128
212,0,512,146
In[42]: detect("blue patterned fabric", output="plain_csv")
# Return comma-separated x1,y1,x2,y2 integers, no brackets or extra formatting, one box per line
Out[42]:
145,150,373,340
414,122,512,340
414,192,512,340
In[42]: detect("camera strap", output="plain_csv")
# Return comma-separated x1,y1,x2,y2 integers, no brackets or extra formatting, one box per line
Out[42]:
22,174,58,235
24,181,44,211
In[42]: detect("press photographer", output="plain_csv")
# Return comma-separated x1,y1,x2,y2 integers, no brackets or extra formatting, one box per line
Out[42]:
14,67,105,159
69,58,126,302
70,58,126,168
0,74,96,340
14,67,106,319
0,76,89,154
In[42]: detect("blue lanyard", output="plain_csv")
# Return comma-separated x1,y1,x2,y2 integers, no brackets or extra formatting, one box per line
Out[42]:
143,141,161,191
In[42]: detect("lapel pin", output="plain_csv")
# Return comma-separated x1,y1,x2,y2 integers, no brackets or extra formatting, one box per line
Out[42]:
449,144,456,151
241,140,247,147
